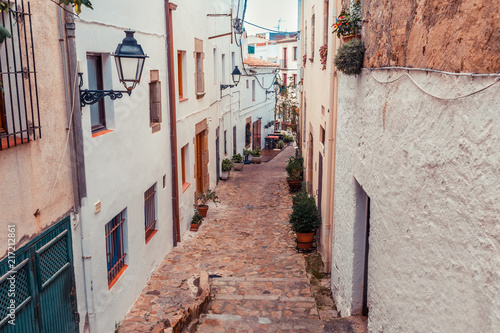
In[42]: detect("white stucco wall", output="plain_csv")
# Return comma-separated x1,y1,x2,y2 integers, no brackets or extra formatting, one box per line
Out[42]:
332,69,500,332
74,1,173,332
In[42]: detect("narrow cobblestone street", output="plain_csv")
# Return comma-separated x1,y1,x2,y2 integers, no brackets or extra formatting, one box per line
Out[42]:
119,146,324,332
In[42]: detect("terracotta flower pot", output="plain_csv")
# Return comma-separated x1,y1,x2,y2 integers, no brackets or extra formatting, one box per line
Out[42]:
342,33,361,42
190,222,201,231
296,232,315,249
287,178,302,192
197,205,208,217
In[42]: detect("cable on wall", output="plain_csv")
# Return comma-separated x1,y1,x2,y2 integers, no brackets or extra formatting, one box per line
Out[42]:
367,69,500,101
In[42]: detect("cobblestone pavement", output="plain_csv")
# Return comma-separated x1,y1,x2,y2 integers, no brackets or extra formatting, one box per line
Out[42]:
120,146,323,332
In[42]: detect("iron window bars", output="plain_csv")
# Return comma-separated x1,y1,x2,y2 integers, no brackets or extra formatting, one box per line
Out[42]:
105,211,127,286
0,1,41,151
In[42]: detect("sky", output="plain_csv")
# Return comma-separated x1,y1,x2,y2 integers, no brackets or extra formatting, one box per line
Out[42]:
242,0,298,36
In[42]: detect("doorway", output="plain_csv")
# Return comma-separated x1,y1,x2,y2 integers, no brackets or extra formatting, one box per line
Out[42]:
252,120,261,150
195,129,208,195
352,179,370,316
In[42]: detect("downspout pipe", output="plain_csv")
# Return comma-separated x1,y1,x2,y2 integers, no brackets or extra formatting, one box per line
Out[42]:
165,0,181,245
63,9,96,332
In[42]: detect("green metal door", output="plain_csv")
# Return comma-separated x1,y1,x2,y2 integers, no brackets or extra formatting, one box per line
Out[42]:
0,217,78,333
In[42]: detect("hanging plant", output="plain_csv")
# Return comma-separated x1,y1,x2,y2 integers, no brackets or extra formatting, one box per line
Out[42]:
302,54,307,67
319,45,328,70
334,39,365,75
332,1,362,39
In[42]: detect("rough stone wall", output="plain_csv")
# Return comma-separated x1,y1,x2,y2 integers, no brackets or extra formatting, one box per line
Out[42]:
332,70,500,331
361,0,500,73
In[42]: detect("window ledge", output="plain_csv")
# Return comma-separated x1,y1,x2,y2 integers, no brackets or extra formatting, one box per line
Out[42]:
182,182,191,193
108,264,128,290
151,123,161,134
1,136,29,150
145,230,158,244
92,129,113,138
179,97,189,102
196,92,206,99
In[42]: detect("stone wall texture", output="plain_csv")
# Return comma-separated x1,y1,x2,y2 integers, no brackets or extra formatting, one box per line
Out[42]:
332,70,500,332
360,0,500,73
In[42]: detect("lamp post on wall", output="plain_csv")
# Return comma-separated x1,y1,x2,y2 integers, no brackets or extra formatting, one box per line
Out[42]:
220,65,242,97
79,30,148,107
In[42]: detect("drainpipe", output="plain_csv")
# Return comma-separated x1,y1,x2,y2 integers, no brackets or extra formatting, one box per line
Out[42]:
63,9,96,332
165,0,181,245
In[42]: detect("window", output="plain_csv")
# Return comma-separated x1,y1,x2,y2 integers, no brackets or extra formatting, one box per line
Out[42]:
105,210,127,288
149,70,161,132
311,14,315,60
320,125,326,145
283,47,288,68
213,48,217,85
222,53,226,84
245,122,251,147
233,126,237,155
252,80,256,101
246,80,249,89
181,144,190,192
323,0,329,46
194,38,205,98
293,46,297,60
231,52,236,70
177,51,187,100
144,183,157,243
0,3,40,151
87,54,106,133
283,74,287,87
293,74,297,86
224,130,227,155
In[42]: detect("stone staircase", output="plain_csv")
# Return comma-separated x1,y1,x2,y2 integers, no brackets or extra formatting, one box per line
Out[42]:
196,276,324,332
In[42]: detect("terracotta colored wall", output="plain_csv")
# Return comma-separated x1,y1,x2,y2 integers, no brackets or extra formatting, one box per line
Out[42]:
361,0,500,73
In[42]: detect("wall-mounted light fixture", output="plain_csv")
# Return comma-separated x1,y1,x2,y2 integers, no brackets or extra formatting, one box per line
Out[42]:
220,66,242,91
79,30,148,107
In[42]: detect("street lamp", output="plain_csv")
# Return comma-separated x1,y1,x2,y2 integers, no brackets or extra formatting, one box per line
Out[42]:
80,30,148,107
273,77,280,132
221,66,242,91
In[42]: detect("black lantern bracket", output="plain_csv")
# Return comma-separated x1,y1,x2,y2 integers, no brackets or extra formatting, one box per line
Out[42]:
79,30,148,108
79,73,130,107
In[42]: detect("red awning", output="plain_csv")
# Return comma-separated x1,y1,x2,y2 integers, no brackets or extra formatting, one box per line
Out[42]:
267,136,279,139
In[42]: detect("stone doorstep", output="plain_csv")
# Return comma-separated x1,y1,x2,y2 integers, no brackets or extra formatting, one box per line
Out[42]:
211,276,310,283
216,294,316,302
200,313,324,331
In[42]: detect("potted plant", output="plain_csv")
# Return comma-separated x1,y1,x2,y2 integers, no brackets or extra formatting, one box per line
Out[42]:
277,140,285,150
232,153,244,171
334,39,365,75
319,44,328,70
289,193,321,249
285,155,304,192
221,158,233,180
251,148,262,164
332,1,362,41
243,148,252,164
197,189,219,217
190,209,204,231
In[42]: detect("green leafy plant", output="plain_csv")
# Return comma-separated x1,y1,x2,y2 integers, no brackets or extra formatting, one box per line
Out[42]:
251,148,261,157
334,38,365,75
332,1,362,38
289,193,321,233
243,148,252,156
191,209,203,225
286,155,304,180
277,140,285,149
197,189,219,206
222,158,233,171
231,153,243,163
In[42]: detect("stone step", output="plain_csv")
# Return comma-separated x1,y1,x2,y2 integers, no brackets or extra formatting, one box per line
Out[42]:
198,313,324,333
211,276,313,298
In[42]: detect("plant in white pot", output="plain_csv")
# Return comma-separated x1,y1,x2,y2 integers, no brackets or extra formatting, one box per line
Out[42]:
232,153,244,171
251,148,262,164
221,158,233,180
289,192,321,249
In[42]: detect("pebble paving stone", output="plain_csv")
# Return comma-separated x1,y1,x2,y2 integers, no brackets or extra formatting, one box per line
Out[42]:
119,146,323,332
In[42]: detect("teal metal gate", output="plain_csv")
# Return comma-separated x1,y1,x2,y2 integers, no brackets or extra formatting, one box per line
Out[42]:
0,216,78,333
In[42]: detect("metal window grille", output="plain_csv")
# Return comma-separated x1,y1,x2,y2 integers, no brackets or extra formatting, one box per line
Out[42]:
0,1,41,151
105,211,126,286
144,184,157,241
